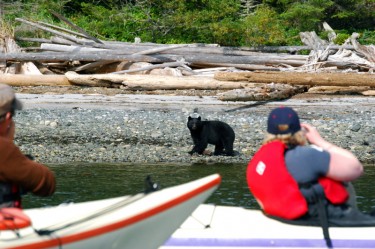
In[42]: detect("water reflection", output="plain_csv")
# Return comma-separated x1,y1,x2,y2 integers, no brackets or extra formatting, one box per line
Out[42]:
23,163,375,212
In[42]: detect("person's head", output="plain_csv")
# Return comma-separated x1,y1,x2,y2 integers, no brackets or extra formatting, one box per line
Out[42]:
0,84,23,138
263,106,307,146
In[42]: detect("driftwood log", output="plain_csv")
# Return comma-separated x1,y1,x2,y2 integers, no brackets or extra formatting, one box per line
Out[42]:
0,74,71,86
0,52,167,63
214,71,375,87
308,86,372,95
217,84,307,101
65,71,251,90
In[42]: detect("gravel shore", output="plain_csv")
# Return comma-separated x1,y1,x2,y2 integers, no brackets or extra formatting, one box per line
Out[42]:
13,92,375,165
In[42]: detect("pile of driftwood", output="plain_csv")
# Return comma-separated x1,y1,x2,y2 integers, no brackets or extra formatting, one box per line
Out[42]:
0,12,374,101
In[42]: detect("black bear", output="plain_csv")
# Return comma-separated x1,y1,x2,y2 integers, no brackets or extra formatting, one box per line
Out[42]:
187,115,235,156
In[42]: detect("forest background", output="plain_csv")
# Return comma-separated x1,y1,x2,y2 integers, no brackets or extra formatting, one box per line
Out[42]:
1,0,375,48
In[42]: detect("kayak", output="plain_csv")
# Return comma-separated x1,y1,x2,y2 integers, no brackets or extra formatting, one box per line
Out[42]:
0,174,221,249
162,204,375,249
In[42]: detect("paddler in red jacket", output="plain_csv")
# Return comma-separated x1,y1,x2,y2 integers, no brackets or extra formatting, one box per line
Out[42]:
0,84,56,208
247,106,375,226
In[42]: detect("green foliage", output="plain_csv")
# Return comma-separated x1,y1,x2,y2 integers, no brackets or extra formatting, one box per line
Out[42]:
1,0,374,47
334,32,351,45
208,19,244,46
280,0,334,31
326,0,375,30
241,5,288,46
74,3,129,40
357,30,375,45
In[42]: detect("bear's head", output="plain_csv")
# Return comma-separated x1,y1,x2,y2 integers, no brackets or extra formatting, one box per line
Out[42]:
187,116,202,131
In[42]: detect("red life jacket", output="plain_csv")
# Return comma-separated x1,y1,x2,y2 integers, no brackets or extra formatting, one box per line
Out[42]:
246,141,348,220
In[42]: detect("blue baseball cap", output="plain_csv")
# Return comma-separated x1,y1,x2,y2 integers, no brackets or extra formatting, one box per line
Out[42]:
267,106,301,135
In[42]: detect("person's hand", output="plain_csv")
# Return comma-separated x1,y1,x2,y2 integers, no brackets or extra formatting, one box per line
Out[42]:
300,123,325,147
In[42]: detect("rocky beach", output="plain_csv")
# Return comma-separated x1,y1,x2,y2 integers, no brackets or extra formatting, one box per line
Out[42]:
12,87,375,165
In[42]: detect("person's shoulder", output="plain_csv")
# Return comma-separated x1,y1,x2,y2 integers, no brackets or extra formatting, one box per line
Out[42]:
308,144,324,152
286,145,330,169
288,145,326,157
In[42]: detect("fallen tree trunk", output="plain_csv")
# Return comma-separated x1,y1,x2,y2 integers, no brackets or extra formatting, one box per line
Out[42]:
217,84,307,101
191,62,281,71
15,18,92,46
65,71,251,90
111,61,188,74
0,52,168,63
308,86,373,95
39,43,310,58
163,54,306,67
238,45,354,53
0,74,71,86
214,71,375,87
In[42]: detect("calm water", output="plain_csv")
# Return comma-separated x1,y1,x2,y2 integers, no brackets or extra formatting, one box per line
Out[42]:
23,163,375,213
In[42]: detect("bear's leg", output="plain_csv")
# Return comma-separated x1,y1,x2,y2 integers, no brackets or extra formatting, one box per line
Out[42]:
213,143,224,155
223,139,235,156
190,141,208,155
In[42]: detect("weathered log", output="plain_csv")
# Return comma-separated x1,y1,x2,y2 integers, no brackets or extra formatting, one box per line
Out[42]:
322,22,337,43
49,10,103,44
308,86,372,95
122,77,250,90
15,18,93,46
132,44,189,55
163,54,307,67
217,84,306,101
51,36,80,45
191,62,281,71
36,22,89,40
0,52,169,63
0,74,71,86
65,72,124,87
39,43,309,59
351,33,375,63
300,31,329,51
111,61,188,74
20,62,42,75
24,38,355,54
65,71,251,90
40,43,109,53
214,71,375,87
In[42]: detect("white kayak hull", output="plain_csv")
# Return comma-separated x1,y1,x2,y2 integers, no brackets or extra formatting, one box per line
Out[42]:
161,204,375,249
0,174,221,249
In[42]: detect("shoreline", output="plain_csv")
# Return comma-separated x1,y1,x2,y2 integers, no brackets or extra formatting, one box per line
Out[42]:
14,92,375,165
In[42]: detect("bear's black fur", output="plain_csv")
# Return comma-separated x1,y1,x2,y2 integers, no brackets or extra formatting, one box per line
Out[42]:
187,116,235,156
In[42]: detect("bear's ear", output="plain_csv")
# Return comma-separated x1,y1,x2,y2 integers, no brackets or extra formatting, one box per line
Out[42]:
198,116,201,121
188,116,192,120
